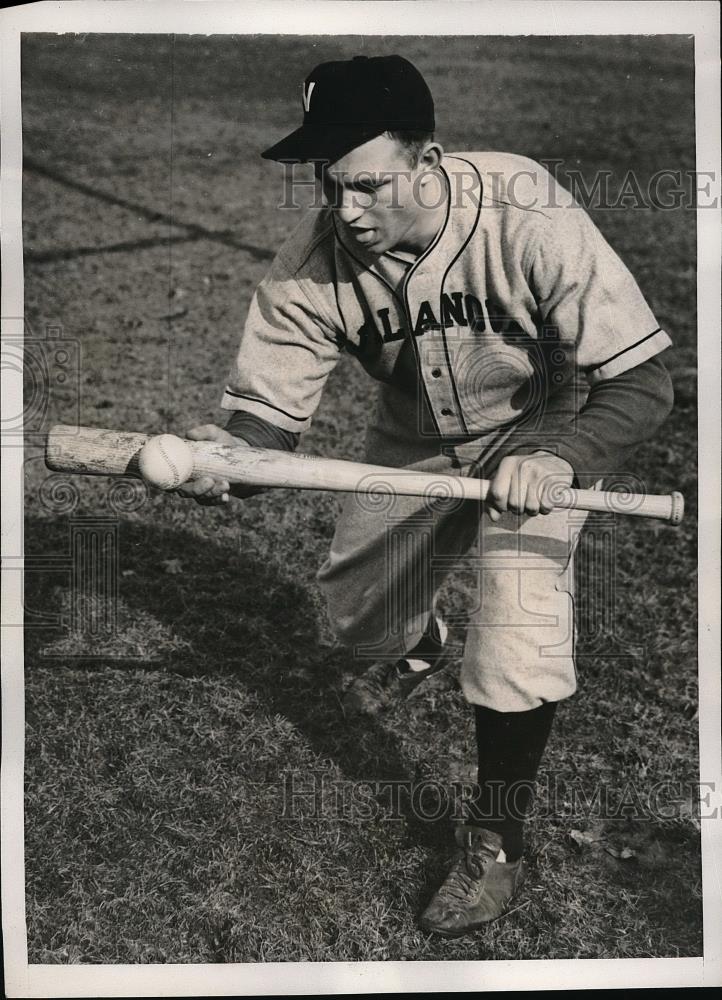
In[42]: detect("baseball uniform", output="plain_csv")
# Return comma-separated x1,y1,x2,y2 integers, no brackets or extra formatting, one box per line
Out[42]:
222,151,673,710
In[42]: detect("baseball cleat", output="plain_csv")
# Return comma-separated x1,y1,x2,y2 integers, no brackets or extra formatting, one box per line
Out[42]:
342,616,453,717
419,825,526,938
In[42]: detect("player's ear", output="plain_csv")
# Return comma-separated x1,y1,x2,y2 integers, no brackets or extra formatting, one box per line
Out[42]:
418,142,444,173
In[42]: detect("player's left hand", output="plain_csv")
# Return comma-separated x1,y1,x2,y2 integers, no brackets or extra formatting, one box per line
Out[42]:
485,451,575,522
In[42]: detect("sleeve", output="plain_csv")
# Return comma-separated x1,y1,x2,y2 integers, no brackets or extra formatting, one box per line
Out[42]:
220,255,342,433
224,410,299,452
554,353,674,488
528,206,672,384
509,354,675,489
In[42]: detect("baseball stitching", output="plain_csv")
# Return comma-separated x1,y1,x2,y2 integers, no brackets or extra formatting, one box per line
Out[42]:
157,439,181,488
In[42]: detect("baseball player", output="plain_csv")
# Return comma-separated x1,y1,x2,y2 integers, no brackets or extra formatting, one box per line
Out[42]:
179,55,674,937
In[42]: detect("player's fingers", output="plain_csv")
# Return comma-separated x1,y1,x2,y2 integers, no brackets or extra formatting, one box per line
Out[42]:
507,467,528,514
188,424,237,444
186,424,222,441
175,481,202,499
175,475,217,499
204,478,230,498
193,479,231,506
192,475,218,496
538,477,558,515
523,475,542,516
488,460,513,512
196,492,230,506
487,506,502,523
187,424,239,449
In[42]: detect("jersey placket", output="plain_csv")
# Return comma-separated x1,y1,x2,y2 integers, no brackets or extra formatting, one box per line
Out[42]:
403,269,467,436
401,160,482,438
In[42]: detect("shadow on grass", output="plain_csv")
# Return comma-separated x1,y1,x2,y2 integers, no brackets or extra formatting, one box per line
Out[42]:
23,155,275,265
24,514,453,852
23,509,703,960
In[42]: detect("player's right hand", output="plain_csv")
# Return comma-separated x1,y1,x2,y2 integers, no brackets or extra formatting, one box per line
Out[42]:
174,424,240,506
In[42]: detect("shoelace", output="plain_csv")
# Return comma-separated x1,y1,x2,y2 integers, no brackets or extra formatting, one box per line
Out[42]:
437,862,478,902
437,848,495,902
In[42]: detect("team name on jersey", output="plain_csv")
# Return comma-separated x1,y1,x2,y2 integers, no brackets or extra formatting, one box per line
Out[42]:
357,291,527,349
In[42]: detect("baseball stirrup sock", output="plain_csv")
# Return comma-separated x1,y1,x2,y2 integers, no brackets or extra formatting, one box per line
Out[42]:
469,701,558,861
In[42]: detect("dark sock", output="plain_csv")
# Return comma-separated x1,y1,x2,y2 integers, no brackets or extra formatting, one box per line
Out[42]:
398,614,445,671
469,701,557,861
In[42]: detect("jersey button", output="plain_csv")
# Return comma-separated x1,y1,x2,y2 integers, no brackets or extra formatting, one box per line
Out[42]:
431,367,442,378
440,407,453,416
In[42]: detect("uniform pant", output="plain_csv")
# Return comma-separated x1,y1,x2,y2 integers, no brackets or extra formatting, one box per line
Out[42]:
316,386,591,713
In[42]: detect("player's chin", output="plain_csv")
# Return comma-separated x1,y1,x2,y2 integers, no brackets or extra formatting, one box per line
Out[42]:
359,231,390,254
363,239,387,256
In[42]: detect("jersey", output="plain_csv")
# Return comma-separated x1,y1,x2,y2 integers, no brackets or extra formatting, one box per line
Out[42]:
221,152,671,466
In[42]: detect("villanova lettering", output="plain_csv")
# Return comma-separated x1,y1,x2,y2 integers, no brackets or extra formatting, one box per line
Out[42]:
355,292,526,348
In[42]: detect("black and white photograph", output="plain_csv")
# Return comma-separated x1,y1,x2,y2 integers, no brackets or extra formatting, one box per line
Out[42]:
1,0,720,995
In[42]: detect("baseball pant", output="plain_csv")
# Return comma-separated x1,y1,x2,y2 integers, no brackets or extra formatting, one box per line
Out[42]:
316,386,591,712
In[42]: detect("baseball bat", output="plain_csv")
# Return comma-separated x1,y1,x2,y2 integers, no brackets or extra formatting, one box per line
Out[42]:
45,424,685,524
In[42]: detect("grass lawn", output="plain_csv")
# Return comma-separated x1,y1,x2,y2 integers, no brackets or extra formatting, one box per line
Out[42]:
21,33,700,962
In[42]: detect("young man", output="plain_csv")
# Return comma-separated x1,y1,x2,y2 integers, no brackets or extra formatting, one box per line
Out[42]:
179,55,674,937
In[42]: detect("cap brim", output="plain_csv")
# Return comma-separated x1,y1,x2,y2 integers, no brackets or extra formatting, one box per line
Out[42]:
261,123,385,164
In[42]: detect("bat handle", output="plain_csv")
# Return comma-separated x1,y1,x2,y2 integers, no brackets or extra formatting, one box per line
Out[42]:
550,486,685,524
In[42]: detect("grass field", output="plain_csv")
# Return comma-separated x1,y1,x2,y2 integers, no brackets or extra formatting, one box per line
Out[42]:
20,33,700,962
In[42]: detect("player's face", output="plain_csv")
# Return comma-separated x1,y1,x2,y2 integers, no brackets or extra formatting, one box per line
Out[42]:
317,134,446,257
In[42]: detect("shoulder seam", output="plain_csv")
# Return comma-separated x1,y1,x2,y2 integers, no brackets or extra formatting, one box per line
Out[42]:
282,257,342,344
446,152,557,219
277,217,335,275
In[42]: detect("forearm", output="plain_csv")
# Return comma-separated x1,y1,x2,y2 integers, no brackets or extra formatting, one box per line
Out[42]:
224,410,301,452
516,354,674,489
223,410,300,498
559,354,674,486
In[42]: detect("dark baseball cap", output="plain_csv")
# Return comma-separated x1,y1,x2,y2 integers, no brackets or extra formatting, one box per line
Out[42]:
261,54,435,165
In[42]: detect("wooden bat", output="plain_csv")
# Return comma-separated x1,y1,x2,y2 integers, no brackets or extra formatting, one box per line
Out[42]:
45,424,685,524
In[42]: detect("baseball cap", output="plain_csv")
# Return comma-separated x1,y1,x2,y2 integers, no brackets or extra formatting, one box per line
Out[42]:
261,54,435,165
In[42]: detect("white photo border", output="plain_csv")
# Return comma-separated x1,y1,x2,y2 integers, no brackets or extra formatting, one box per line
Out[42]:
1,1,720,995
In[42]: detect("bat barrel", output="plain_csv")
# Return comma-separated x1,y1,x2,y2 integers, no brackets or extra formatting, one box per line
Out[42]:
46,424,150,477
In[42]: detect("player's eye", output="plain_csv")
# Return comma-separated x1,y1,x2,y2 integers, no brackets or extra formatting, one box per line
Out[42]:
355,181,381,195
352,175,390,194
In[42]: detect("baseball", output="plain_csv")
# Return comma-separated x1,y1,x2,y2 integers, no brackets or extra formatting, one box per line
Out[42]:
138,434,194,490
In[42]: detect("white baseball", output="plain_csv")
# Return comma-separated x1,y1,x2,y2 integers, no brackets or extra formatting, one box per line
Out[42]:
138,434,194,490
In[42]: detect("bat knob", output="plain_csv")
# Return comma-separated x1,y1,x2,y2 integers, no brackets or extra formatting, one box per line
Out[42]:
669,491,685,526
